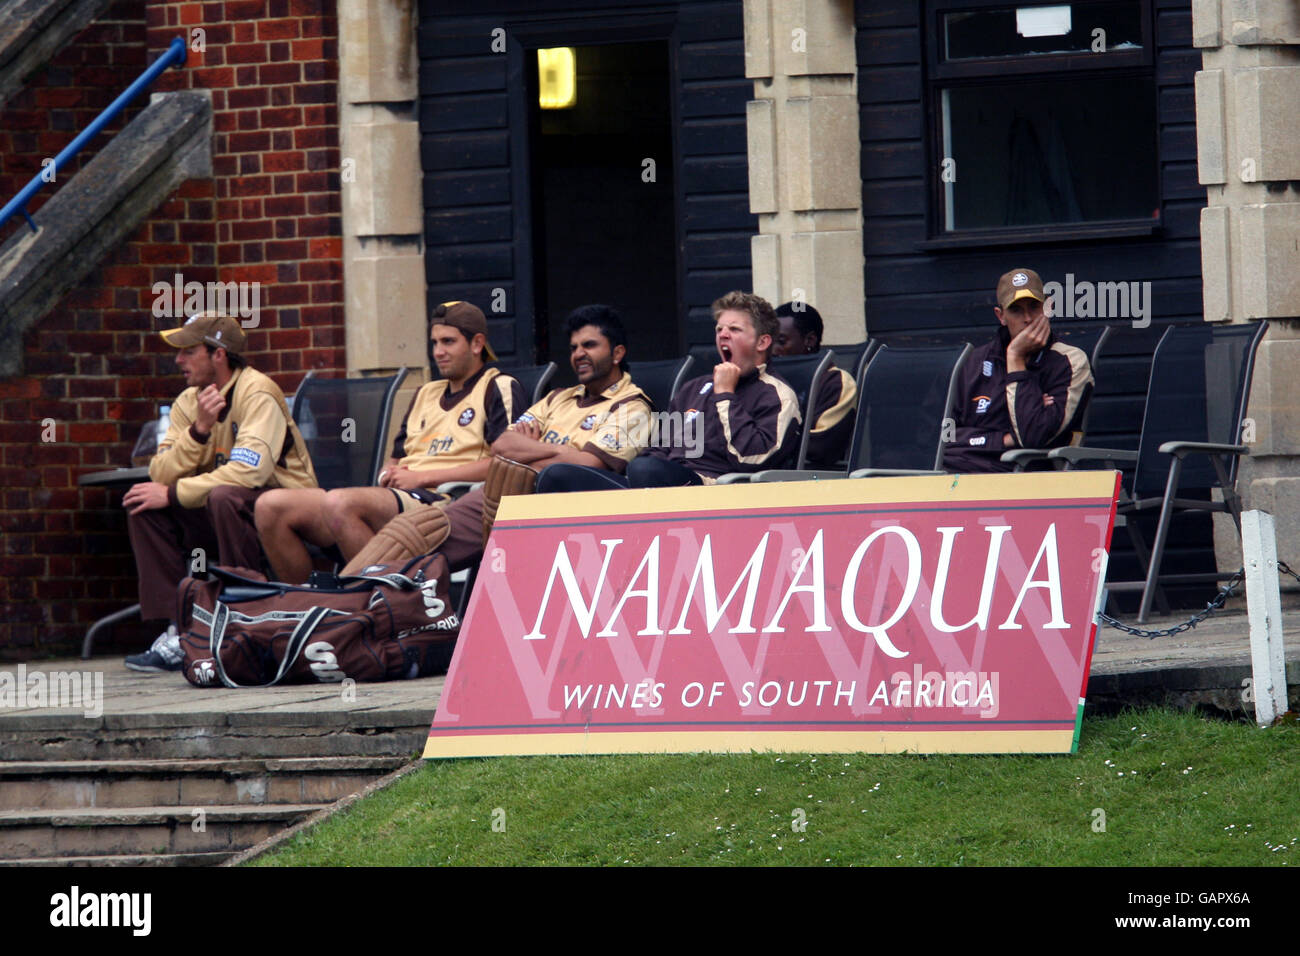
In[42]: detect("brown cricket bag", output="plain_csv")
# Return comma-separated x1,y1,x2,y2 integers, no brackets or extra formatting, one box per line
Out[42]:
177,553,460,688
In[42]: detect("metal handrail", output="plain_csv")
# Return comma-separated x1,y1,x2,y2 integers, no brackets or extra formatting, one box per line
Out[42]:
0,36,188,234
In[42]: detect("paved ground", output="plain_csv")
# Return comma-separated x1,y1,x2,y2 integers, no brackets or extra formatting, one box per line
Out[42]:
2,603,1296,722
0,662,444,720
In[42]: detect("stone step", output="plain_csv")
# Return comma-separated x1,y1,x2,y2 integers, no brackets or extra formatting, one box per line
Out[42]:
0,711,432,761
0,756,407,811
0,804,326,858
0,850,237,867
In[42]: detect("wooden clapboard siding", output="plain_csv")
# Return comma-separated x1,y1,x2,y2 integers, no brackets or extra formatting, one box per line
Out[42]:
854,0,1217,603
418,0,756,364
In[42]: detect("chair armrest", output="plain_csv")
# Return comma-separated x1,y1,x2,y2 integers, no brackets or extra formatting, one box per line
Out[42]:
752,470,849,483
1046,446,1138,464
436,481,484,498
1000,448,1051,467
848,468,944,478
713,472,752,484
1157,441,1249,459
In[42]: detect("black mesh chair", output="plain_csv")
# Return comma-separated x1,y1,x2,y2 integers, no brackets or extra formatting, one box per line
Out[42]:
291,368,409,491
496,361,557,405
713,350,835,482
823,340,876,388
630,356,694,412
1049,322,1268,622
745,344,970,482
849,343,972,476
999,324,1112,471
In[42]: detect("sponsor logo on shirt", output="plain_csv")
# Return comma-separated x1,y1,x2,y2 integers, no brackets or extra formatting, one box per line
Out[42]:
684,408,701,423
699,382,713,396
975,396,990,415
516,412,537,425
968,436,986,446
604,379,623,395
458,408,475,426
229,447,262,467
599,433,622,451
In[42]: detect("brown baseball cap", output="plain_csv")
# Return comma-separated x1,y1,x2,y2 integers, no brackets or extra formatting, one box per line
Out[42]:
160,311,246,356
996,268,1045,310
432,300,496,361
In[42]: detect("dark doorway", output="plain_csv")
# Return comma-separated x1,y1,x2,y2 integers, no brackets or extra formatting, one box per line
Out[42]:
527,41,678,385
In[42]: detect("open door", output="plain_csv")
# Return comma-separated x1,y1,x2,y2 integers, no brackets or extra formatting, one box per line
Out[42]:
525,40,679,383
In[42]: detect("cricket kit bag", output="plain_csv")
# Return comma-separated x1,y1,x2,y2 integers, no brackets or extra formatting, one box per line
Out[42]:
177,554,460,688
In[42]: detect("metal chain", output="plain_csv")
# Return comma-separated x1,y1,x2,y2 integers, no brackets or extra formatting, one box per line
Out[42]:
1277,561,1300,585
1096,568,1245,639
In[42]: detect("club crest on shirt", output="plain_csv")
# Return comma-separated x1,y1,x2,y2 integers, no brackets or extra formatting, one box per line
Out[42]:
580,414,598,430
982,360,994,377
458,408,475,426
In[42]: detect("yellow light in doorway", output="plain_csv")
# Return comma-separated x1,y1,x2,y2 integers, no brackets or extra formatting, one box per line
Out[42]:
538,47,576,109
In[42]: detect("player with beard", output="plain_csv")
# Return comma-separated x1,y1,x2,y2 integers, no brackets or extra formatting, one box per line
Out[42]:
340,304,653,575
536,291,801,491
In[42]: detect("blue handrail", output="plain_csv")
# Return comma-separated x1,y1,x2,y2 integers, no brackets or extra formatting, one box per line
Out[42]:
0,36,188,234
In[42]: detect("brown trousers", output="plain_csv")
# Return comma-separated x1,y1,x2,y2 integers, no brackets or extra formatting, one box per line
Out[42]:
440,486,487,572
127,485,266,621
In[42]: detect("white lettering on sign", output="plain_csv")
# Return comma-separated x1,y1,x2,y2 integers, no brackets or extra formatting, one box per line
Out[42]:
519,523,1071,655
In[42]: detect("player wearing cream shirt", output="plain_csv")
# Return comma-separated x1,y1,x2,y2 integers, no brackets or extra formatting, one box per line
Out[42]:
255,301,523,583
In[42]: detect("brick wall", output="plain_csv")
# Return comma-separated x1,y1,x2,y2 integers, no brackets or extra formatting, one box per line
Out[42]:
0,0,346,659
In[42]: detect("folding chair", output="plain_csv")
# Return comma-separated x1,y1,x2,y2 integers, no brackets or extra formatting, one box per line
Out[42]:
742,343,971,483
629,356,694,412
496,361,557,405
999,324,1112,471
291,367,409,490
822,340,876,388
1049,322,1268,622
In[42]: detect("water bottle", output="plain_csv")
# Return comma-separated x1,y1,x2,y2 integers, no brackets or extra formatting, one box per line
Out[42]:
157,405,171,447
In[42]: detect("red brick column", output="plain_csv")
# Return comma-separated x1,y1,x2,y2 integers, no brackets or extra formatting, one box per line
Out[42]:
0,0,346,658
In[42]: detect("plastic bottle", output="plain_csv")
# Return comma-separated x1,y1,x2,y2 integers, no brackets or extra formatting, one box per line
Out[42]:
158,405,171,447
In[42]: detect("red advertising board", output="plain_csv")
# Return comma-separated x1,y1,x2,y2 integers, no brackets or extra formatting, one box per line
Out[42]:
425,471,1121,757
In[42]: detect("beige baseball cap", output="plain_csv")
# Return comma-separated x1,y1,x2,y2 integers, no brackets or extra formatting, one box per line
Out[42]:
160,311,247,356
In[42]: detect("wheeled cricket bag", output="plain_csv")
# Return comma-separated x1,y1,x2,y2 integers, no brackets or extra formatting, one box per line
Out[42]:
177,553,460,688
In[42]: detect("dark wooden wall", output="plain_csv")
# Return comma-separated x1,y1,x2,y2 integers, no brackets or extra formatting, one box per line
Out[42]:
855,0,1214,603
417,0,756,365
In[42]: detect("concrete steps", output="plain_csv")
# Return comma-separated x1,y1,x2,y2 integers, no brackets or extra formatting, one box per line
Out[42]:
0,804,326,859
0,851,238,867
0,756,408,810
0,711,432,761
0,662,441,866
0,665,440,865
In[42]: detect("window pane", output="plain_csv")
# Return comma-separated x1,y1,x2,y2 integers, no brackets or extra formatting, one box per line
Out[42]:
944,3,1142,60
942,75,1157,230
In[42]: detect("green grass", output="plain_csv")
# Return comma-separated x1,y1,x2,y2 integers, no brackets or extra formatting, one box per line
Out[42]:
253,709,1299,866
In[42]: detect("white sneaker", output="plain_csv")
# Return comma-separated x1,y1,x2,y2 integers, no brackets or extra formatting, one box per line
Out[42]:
124,625,183,672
